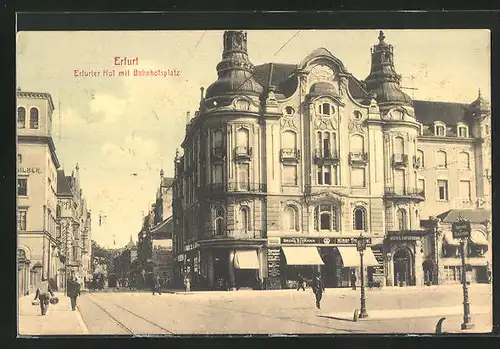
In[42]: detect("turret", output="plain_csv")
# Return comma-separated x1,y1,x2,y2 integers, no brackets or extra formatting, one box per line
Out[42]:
205,31,263,99
365,31,412,110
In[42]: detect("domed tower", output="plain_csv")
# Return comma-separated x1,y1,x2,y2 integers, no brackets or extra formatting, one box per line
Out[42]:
366,31,423,268
365,30,413,113
205,30,263,103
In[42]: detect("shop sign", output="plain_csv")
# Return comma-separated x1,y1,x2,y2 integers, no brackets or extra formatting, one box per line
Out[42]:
18,167,41,175
388,235,420,241
452,220,471,239
267,247,281,278
371,248,385,275
281,237,371,245
176,254,185,262
184,242,199,252
267,237,281,246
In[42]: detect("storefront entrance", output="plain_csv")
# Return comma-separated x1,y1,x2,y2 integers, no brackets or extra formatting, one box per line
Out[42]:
213,250,229,290
320,250,336,288
393,248,413,286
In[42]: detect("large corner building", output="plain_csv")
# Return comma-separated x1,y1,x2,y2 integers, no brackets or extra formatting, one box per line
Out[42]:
172,30,492,290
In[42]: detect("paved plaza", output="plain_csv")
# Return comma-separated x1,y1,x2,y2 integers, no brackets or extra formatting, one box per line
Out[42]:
18,284,492,336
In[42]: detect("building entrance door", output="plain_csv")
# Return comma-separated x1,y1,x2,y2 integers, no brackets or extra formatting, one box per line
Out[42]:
213,250,229,290
320,252,336,288
393,248,412,286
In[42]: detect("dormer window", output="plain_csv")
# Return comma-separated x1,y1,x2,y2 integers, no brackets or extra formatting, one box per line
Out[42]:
435,123,446,137
318,102,334,117
457,124,469,138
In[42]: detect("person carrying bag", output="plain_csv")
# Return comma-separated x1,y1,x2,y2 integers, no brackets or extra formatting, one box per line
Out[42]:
33,278,55,316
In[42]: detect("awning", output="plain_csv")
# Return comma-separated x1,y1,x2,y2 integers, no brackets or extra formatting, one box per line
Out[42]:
233,250,260,269
443,231,461,246
338,246,379,268
282,247,324,265
469,231,488,246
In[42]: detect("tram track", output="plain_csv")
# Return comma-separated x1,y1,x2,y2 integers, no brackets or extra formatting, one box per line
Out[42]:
85,293,175,335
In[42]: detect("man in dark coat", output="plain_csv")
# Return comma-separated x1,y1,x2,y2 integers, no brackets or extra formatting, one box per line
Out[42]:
152,275,162,295
34,277,54,315
296,273,306,291
350,270,357,290
67,277,81,311
311,274,325,309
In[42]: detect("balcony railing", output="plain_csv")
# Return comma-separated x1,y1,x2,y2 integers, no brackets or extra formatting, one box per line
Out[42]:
313,149,340,165
201,182,267,194
349,152,368,165
413,155,421,169
384,187,425,200
206,229,263,239
392,154,408,167
280,148,300,162
234,146,252,159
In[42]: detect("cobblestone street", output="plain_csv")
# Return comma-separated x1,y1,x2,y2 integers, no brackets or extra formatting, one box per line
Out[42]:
18,284,491,336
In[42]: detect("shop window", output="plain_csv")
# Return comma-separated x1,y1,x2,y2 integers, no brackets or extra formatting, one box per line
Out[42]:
17,107,26,128
353,207,367,231
29,108,39,129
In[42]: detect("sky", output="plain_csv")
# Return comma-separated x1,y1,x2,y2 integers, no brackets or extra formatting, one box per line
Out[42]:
16,29,490,249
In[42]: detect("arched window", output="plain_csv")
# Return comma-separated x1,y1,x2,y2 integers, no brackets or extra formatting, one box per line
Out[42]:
397,208,407,231
29,108,39,129
17,107,26,129
236,127,250,152
323,132,331,156
436,150,447,168
314,204,338,231
212,129,223,148
394,136,405,154
350,134,364,153
458,152,470,169
214,207,225,236
239,207,250,231
284,206,297,231
353,207,367,231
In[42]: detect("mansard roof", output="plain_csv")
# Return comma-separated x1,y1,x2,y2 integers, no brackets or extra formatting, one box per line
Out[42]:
413,100,472,126
56,169,72,197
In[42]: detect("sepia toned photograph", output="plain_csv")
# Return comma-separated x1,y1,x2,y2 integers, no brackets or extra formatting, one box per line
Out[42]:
16,26,492,335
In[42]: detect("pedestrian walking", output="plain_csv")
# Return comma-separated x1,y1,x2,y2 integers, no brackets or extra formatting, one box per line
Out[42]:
152,275,162,295
33,278,54,316
67,276,81,311
311,274,325,309
296,273,306,291
184,276,191,292
350,270,357,290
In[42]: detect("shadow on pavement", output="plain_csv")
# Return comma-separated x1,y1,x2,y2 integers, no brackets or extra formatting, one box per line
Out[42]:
318,315,355,323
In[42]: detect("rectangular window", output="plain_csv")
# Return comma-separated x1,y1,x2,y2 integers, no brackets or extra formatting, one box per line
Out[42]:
18,154,22,164
332,165,338,185
324,166,331,185
213,164,223,184
17,178,27,196
317,165,323,185
283,165,297,186
17,210,27,231
351,168,365,187
459,180,471,199
417,179,425,196
458,127,468,138
238,163,249,190
437,180,448,201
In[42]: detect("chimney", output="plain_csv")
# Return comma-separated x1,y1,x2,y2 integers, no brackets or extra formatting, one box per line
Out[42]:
200,87,205,100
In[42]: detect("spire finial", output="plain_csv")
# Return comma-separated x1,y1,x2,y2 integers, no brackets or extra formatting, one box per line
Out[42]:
378,30,385,42
478,88,482,98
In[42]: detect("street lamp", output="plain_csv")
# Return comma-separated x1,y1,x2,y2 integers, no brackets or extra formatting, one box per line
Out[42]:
356,234,369,319
452,216,473,330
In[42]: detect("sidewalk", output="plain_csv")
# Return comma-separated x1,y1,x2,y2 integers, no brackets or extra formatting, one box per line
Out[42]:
18,292,89,336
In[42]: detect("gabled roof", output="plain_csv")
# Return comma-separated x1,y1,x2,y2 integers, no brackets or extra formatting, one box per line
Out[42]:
413,100,472,126
56,170,72,196
437,209,491,224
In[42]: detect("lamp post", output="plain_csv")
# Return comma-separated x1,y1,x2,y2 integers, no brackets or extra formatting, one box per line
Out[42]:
452,216,473,330
356,234,369,319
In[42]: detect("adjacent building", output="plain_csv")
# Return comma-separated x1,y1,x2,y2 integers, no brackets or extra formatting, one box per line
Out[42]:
17,89,92,296
172,30,491,291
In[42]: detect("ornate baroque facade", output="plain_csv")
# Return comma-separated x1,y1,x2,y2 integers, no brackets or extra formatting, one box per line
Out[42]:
172,31,491,290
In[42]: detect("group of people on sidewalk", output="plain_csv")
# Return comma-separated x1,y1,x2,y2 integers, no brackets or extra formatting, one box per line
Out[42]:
32,276,81,316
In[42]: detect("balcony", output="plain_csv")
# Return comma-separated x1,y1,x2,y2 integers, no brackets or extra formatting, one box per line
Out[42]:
349,152,368,166
280,148,300,163
384,187,425,201
313,149,340,165
206,229,263,240
392,154,408,167
413,156,421,169
211,146,225,162
234,146,252,160
201,182,267,194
